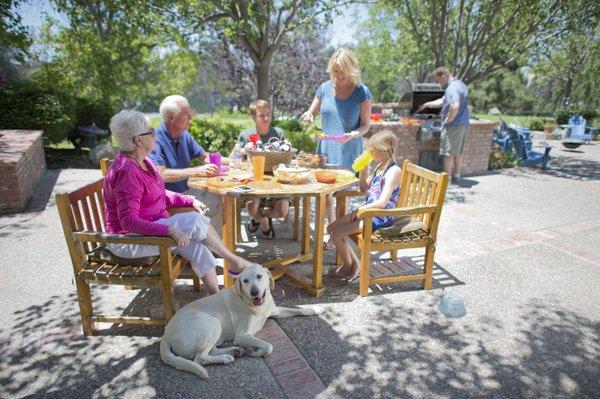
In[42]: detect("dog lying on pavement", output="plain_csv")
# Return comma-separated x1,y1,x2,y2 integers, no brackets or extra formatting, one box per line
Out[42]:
160,264,322,379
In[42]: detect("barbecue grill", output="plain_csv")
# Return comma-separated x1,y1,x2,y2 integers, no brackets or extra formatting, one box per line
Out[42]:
398,83,445,141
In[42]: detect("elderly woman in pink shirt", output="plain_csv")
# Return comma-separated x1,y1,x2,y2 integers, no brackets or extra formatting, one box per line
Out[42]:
103,110,250,294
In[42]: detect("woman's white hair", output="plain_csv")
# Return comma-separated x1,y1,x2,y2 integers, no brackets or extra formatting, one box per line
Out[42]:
159,95,189,122
327,48,361,86
109,110,151,152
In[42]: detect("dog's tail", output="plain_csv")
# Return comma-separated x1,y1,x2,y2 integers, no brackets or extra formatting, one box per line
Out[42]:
160,338,209,379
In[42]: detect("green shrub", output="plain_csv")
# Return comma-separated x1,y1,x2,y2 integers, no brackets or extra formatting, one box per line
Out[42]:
272,118,305,133
0,81,76,144
272,118,318,153
555,106,598,125
188,117,240,154
488,145,518,170
528,118,544,131
74,97,114,130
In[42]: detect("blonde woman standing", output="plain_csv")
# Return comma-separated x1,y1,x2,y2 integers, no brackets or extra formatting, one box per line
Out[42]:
326,130,401,283
300,48,372,250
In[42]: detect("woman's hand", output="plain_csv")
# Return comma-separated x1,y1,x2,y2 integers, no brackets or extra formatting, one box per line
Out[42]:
193,199,208,214
168,226,190,247
339,131,360,144
300,111,314,123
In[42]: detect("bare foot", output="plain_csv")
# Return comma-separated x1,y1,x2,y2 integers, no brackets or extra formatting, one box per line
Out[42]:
343,265,360,284
328,265,352,278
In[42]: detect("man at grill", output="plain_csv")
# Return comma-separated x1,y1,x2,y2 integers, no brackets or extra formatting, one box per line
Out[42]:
418,67,470,183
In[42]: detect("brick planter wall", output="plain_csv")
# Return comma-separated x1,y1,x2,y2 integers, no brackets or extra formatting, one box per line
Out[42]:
367,120,497,175
0,130,46,213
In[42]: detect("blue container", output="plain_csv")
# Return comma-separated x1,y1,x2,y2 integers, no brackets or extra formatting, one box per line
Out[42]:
438,293,467,318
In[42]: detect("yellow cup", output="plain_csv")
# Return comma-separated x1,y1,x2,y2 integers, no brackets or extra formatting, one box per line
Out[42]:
352,150,373,172
251,155,266,181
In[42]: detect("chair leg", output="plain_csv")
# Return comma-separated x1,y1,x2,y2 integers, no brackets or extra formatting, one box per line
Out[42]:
159,249,176,322
359,247,371,297
336,196,346,266
292,197,300,241
235,198,242,244
423,242,435,289
74,275,95,335
390,250,397,262
192,274,201,292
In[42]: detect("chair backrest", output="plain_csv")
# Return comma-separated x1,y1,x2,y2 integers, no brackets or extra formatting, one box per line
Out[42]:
56,179,106,259
99,158,113,176
397,159,448,238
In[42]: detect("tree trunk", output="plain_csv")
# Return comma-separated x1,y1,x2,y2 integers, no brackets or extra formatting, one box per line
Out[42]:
255,58,271,101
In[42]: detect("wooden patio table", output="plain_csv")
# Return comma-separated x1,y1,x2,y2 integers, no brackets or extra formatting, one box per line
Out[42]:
188,167,358,297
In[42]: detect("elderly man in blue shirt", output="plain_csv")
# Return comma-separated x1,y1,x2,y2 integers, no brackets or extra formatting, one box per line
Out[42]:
149,95,223,230
418,67,470,183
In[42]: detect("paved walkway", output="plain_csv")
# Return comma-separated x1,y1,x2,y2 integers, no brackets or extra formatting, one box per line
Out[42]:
0,139,599,398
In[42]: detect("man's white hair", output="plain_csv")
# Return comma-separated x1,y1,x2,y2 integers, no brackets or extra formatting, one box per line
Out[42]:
160,95,190,122
109,110,151,152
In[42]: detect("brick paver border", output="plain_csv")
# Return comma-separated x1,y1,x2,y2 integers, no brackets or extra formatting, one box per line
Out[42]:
256,319,330,399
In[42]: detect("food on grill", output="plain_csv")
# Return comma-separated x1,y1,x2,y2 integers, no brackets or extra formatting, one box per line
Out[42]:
294,151,326,168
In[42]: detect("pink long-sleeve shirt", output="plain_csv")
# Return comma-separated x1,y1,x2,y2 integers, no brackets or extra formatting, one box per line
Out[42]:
103,153,195,236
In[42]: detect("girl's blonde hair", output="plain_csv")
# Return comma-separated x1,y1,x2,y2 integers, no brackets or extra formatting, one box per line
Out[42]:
327,48,361,86
366,130,398,161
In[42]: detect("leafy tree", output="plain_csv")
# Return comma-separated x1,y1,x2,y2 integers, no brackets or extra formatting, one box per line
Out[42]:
386,0,568,83
161,0,346,100
0,0,31,55
35,0,199,108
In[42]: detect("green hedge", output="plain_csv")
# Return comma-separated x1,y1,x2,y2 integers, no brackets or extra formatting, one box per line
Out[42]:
188,118,240,154
528,118,544,131
555,106,598,125
272,118,317,153
0,81,76,144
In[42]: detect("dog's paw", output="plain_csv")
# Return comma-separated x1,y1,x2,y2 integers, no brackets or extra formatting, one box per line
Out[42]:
247,343,273,358
218,354,235,364
304,307,324,316
231,347,246,358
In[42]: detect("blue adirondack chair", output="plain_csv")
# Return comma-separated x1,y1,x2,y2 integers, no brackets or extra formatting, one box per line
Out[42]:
506,125,552,169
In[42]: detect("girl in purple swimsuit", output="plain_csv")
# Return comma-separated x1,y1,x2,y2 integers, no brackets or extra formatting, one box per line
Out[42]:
327,130,402,283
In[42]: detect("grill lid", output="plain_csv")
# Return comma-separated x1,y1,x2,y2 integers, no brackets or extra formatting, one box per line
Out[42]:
398,83,445,116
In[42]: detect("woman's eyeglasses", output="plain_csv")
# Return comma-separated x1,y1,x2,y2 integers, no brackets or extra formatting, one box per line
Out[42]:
138,128,155,138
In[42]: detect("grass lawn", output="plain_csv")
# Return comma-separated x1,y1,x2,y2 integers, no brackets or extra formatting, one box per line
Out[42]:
473,113,554,128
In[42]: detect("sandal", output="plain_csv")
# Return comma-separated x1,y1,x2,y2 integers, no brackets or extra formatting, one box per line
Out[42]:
247,219,260,234
323,239,335,251
261,217,276,239
343,266,360,284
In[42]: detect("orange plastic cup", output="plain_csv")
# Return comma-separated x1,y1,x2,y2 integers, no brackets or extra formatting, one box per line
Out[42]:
251,155,266,181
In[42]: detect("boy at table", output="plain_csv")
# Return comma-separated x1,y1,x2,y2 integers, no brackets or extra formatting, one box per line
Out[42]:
232,99,290,239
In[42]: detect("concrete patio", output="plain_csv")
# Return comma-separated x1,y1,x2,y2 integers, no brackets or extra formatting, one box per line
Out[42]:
0,138,599,398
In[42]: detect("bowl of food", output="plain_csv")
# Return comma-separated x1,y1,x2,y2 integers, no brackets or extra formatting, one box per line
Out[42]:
314,170,338,184
294,151,326,168
273,164,314,184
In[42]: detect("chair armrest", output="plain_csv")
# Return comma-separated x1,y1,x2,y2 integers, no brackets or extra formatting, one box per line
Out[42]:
73,231,176,247
357,205,437,219
334,190,365,198
168,207,195,216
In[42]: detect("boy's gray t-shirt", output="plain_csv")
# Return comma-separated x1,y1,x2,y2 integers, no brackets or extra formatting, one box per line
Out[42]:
237,126,285,146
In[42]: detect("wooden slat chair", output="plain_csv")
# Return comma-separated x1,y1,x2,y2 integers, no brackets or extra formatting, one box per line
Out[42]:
57,176,199,336
336,159,448,296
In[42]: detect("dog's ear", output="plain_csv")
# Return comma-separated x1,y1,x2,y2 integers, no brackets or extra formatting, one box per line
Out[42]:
265,268,275,291
234,276,243,299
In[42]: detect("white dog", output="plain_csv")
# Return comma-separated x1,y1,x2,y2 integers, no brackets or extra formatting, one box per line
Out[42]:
160,264,322,379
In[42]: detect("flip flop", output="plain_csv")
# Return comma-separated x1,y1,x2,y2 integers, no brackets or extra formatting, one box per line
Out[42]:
261,217,276,239
323,239,335,251
247,219,260,234
328,265,351,278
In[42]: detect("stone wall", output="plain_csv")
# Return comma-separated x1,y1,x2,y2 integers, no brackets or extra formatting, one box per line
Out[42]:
0,130,46,213
367,120,497,175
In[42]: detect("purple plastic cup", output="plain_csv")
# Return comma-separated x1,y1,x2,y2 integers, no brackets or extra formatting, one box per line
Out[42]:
208,152,222,167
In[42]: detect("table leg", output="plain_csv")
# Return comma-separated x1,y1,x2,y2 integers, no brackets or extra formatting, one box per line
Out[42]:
301,196,310,255
222,195,236,288
312,193,326,293
335,195,346,266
